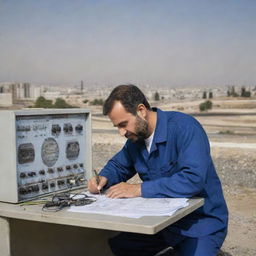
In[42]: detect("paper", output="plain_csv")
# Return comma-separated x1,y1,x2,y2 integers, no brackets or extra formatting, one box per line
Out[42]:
68,193,189,218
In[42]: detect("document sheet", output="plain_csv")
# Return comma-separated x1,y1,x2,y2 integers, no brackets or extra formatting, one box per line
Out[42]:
68,193,189,218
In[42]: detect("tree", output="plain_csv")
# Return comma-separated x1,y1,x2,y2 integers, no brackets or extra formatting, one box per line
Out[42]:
54,98,74,108
209,92,213,98
33,96,77,109
34,96,53,108
154,91,160,101
202,91,207,99
241,87,251,98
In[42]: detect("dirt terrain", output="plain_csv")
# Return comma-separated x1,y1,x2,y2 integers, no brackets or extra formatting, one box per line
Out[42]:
90,98,256,256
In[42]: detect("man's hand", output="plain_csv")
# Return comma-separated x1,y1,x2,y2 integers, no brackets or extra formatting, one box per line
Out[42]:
88,176,108,194
106,182,141,198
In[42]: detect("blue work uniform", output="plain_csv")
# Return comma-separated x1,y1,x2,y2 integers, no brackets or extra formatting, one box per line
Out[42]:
100,108,228,256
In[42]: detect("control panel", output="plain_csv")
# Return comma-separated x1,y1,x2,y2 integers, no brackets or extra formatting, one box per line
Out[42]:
0,109,92,203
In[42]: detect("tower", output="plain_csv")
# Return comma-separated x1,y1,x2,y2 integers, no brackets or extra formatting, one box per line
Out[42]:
81,80,84,93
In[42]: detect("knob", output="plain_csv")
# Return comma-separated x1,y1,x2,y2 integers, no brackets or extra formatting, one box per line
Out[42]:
57,180,65,186
48,168,54,174
20,172,26,178
57,167,63,172
63,124,69,133
75,124,83,132
42,183,48,190
52,124,61,134
39,170,45,175
27,187,33,193
19,187,27,194
32,185,39,192
50,183,55,188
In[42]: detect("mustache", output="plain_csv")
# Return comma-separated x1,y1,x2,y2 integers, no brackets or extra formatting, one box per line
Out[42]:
125,131,135,138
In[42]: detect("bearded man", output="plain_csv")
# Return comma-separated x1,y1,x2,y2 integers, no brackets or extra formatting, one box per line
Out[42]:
88,84,228,256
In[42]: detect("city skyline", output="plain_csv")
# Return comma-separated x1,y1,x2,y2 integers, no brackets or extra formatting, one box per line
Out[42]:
0,0,255,87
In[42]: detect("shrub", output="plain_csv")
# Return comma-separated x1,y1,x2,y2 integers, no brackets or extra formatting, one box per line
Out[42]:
199,100,212,112
90,98,104,105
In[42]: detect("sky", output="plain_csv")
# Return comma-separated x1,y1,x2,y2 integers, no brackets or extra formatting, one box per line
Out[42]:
0,0,255,87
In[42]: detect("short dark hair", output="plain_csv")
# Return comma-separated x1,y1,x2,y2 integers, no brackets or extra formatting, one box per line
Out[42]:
103,84,151,115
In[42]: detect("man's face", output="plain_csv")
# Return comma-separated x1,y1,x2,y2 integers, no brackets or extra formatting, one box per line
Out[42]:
108,101,149,142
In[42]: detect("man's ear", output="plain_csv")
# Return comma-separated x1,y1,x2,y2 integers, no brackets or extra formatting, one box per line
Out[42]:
136,104,147,119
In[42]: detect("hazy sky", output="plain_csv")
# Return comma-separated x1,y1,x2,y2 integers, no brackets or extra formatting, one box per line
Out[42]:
0,0,255,87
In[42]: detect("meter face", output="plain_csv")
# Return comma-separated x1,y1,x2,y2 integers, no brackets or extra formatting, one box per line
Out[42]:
41,138,59,167
66,141,80,160
18,143,35,164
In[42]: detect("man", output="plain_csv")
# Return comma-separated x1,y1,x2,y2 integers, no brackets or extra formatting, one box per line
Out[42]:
88,85,228,256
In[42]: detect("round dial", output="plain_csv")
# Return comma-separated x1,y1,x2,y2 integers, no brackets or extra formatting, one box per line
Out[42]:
41,138,59,167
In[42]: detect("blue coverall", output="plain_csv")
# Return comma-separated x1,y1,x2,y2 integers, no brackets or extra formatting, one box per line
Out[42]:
100,108,228,256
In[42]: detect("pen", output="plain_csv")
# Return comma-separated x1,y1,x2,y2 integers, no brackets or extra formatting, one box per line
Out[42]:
93,169,101,195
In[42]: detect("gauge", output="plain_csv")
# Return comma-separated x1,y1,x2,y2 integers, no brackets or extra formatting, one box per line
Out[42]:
41,138,59,167
18,143,35,164
66,141,80,160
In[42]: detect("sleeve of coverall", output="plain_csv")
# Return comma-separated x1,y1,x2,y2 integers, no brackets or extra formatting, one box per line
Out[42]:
141,123,211,198
99,143,136,188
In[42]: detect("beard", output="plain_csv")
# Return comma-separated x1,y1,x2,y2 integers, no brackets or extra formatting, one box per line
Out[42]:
125,116,149,142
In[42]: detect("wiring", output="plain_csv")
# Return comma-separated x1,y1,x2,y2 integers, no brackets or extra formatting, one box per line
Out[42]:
42,192,96,212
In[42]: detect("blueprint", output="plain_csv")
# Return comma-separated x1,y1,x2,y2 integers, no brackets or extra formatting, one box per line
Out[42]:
68,193,189,218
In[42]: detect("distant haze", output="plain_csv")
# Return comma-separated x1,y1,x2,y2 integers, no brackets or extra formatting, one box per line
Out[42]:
0,0,255,87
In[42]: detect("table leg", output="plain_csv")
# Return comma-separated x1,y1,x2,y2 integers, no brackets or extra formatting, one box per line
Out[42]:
0,217,11,256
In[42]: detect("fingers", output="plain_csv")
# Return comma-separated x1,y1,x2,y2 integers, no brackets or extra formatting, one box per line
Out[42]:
98,176,107,191
106,183,141,198
106,183,125,198
88,176,107,194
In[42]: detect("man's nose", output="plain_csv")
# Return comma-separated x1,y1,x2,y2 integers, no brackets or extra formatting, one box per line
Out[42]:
118,127,126,136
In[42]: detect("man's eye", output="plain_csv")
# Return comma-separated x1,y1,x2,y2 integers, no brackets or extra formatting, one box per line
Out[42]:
118,123,127,128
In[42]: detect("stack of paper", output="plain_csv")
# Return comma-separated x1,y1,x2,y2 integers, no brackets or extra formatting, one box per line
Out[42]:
68,193,188,218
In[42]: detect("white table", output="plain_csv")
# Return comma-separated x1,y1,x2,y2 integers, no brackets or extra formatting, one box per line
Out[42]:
0,198,204,256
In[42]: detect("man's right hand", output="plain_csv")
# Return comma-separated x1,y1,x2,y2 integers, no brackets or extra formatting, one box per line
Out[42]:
88,175,108,194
